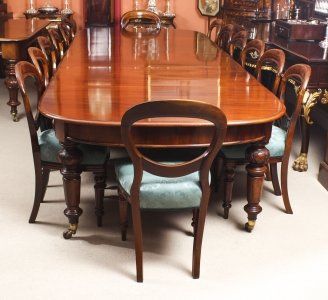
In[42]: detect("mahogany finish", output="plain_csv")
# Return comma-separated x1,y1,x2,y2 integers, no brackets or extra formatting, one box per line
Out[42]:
15,61,107,229
0,19,49,121
222,64,311,218
217,24,234,53
48,28,65,61
37,36,58,77
118,100,227,281
207,19,224,44
86,0,111,27
241,39,265,72
121,10,161,33
229,30,247,63
39,28,285,235
255,49,286,95
28,47,50,87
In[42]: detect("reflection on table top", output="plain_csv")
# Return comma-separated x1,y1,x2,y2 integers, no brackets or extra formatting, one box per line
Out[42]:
0,18,49,42
39,28,285,126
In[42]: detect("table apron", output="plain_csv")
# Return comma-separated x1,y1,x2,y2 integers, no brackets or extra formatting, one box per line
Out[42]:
54,120,273,148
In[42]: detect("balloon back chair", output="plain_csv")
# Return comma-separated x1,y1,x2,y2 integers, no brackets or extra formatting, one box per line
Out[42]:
221,64,311,219
15,61,109,235
115,100,227,282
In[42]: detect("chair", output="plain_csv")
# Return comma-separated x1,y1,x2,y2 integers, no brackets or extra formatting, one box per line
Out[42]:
48,28,65,61
37,36,58,77
217,24,234,53
115,100,227,282
241,39,265,75
229,30,248,63
121,10,161,34
58,23,71,49
15,61,109,232
62,17,77,41
232,24,245,35
28,47,50,88
221,64,311,219
255,49,286,95
207,19,224,44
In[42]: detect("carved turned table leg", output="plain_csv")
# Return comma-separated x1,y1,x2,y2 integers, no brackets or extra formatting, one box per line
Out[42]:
4,59,20,122
244,144,269,232
58,139,83,239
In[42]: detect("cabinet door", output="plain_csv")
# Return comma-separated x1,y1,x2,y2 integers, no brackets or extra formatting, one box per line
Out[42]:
86,0,111,26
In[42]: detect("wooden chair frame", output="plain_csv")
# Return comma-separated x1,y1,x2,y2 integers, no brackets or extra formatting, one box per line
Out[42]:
15,61,108,229
217,24,234,53
48,28,65,61
255,49,286,95
118,100,227,282
222,64,311,218
207,19,223,44
121,10,161,33
229,30,248,63
241,39,265,70
37,36,58,77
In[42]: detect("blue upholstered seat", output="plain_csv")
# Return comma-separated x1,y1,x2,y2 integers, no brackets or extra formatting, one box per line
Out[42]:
221,125,287,159
38,129,108,165
115,161,209,210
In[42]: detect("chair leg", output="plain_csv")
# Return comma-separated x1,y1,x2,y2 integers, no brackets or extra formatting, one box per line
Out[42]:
265,163,272,181
94,171,106,227
40,168,50,203
191,208,199,237
281,161,293,214
211,156,223,192
118,191,129,241
270,163,282,196
192,194,210,279
29,166,44,223
130,201,143,282
222,162,236,219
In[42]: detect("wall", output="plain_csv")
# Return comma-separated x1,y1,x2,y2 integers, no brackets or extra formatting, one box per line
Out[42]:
6,0,209,33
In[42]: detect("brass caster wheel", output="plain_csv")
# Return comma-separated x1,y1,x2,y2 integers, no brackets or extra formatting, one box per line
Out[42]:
292,153,308,172
63,223,77,239
63,230,73,239
12,113,18,122
245,220,255,232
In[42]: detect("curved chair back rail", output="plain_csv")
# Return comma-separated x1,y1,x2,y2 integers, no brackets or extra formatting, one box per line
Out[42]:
207,19,224,44
241,39,265,70
28,47,50,88
62,17,77,39
229,30,248,63
277,64,311,162
119,100,227,282
48,28,65,61
255,48,286,95
37,36,58,76
58,23,71,49
121,10,161,33
217,24,234,53
232,24,245,35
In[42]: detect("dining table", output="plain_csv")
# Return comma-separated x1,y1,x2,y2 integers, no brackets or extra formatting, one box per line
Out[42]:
39,27,285,238
0,18,50,121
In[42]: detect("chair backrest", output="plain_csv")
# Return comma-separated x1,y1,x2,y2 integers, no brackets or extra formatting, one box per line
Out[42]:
217,24,234,53
232,24,245,35
62,17,77,38
121,100,227,202
37,36,58,77
15,61,46,163
255,49,285,95
276,64,311,159
121,10,161,33
28,47,50,88
229,30,248,63
48,28,65,61
207,19,224,44
58,23,71,49
241,39,265,74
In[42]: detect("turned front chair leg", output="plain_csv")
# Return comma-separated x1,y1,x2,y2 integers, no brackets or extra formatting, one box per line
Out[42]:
222,162,236,219
94,171,106,227
58,139,83,239
244,144,269,232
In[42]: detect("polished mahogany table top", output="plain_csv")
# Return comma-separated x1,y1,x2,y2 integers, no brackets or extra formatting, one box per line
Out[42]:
0,18,49,42
39,28,285,128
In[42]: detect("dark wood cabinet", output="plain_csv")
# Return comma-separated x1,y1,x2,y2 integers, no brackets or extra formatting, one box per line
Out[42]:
86,0,112,27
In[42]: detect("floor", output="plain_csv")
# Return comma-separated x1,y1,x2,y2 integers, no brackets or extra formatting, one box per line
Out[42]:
0,79,327,300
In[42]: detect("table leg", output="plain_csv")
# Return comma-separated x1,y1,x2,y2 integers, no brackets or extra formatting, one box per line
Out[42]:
58,139,83,239
4,59,20,122
244,144,269,232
